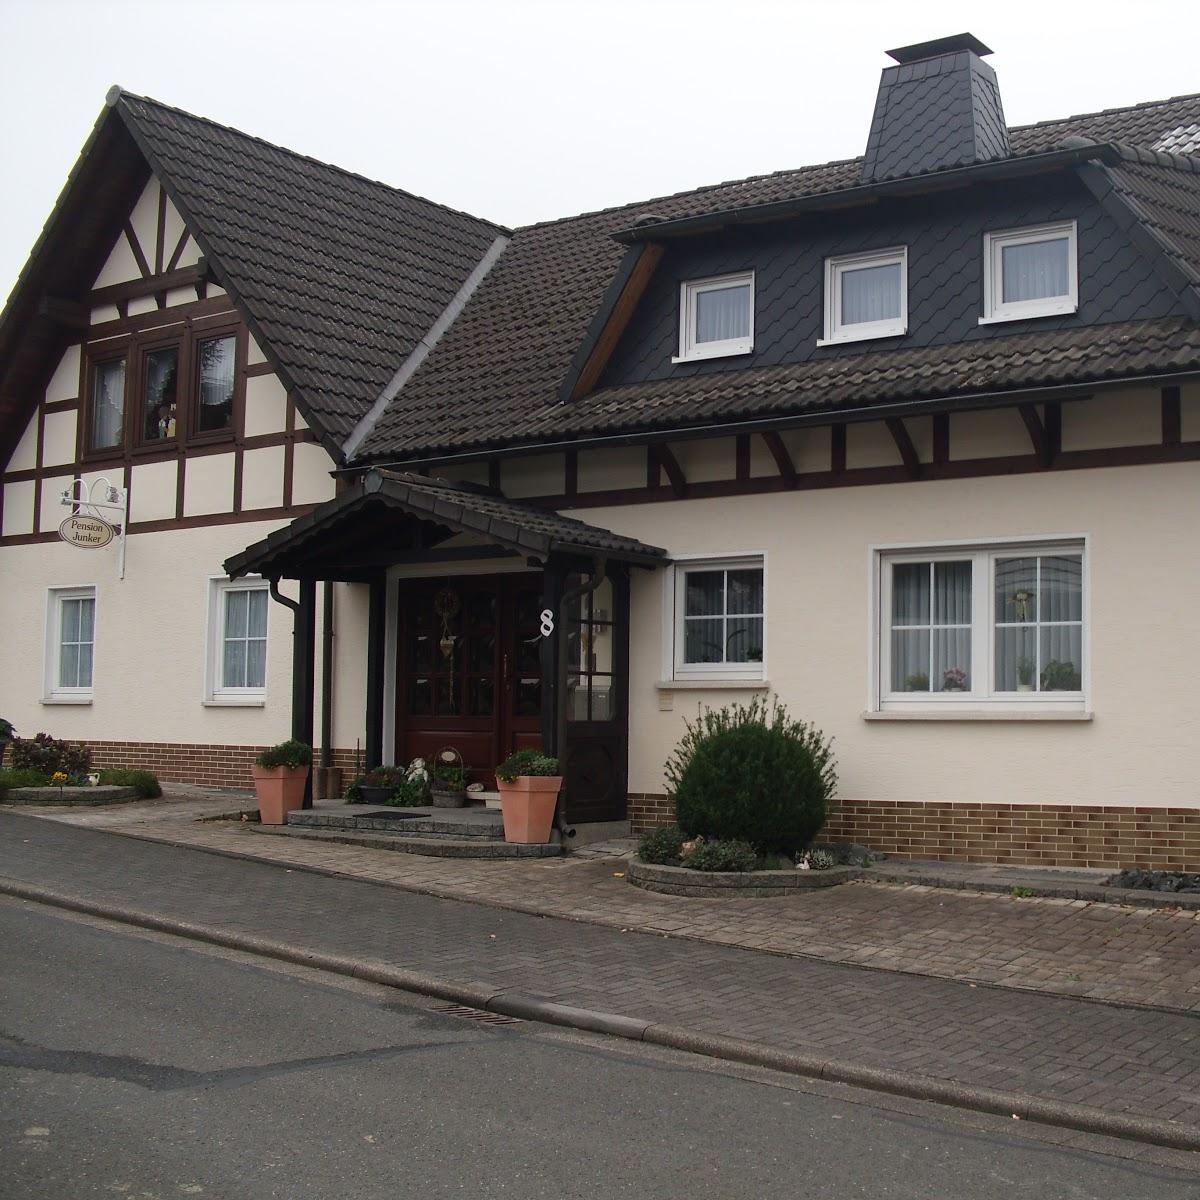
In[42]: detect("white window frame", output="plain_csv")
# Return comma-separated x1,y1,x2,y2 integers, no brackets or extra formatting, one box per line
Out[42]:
205,576,270,706
818,246,908,346
43,586,97,704
980,220,1078,325
868,536,1089,715
673,271,755,363
665,554,767,682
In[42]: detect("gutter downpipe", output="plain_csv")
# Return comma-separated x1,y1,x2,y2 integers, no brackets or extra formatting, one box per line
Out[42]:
553,556,609,842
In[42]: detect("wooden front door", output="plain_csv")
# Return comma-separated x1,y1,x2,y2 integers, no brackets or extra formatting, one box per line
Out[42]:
395,574,544,782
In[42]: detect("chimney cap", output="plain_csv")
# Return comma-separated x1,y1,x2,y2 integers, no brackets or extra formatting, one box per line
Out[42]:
886,33,993,64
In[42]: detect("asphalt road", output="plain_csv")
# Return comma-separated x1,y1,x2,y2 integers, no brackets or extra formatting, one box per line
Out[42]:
2,897,1197,1200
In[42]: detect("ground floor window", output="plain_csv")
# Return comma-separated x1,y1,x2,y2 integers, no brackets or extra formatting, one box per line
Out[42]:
44,586,96,703
670,556,765,681
875,540,1085,709
206,577,269,704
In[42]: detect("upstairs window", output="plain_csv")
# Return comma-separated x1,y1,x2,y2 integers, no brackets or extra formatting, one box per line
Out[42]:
140,344,179,443
820,247,908,345
981,221,1077,324
675,272,754,363
90,358,127,451
195,334,237,434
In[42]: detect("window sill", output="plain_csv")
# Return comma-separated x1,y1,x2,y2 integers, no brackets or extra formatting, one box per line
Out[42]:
978,304,1076,326
202,697,267,708
816,325,907,347
671,344,753,365
863,708,1092,722
41,696,93,706
658,679,769,691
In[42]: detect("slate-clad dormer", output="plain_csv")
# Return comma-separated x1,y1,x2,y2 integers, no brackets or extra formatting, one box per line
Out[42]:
861,33,1010,183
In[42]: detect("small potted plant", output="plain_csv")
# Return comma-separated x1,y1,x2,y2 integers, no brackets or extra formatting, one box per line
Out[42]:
902,671,929,692
359,765,408,805
495,749,562,844
1016,657,1036,692
942,667,968,692
430,748,468,808
0,719,13,766
1041,660,1081,692
252,739,312,824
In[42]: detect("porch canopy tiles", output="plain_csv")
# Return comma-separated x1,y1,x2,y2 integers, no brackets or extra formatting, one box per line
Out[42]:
224,468,668,582
224,469,667,822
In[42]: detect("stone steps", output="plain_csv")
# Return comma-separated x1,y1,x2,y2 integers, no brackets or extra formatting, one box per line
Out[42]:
250,823,562,859
287,806,507,840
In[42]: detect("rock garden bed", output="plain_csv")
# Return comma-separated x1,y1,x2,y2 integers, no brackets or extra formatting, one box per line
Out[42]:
2,785,140,806
627,857,861,897
1106,868,1200,894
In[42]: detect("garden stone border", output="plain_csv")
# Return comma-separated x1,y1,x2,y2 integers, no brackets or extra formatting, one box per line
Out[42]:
627,858,860,897
2,785,139,807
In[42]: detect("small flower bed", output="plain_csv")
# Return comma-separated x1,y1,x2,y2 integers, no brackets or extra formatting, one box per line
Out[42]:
1108,868,1200,894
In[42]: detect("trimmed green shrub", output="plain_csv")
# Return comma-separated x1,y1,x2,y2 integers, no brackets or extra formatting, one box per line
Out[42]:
496,750,560,782
0,768,52,799
682,839,758,873
637,824,685,865
386,777,428,807
255,740,312,769
10,733,91,777
668,697,836,856
345,774,366,803
96,769,162,799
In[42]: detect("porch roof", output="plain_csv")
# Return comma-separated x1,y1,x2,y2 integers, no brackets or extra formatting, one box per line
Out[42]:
223,469,669,581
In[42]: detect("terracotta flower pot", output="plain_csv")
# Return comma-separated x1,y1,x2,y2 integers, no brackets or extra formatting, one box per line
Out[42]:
496,775,562,844
253,764,309,824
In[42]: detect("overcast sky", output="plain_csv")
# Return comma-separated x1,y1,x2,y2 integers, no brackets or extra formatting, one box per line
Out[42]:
1,0,1197,303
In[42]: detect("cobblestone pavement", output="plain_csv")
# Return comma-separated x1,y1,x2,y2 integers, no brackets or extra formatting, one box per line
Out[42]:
3,812,1200,1130
21,793,1200,1015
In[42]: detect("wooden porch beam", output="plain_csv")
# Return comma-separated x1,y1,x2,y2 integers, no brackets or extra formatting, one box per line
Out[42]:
653,444,687,497
1019,404,1049,467
761,431,796,485
885,417,921,479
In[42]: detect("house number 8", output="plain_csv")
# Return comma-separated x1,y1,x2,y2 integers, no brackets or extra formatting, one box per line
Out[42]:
539,609,555,637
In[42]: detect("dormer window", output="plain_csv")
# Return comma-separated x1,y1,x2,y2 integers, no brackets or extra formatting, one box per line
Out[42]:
674,272,754,363
981,221,1077,324
819,247,908,346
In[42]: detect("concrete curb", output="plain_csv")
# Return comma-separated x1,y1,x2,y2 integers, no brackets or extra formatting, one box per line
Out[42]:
3,874,1199,1155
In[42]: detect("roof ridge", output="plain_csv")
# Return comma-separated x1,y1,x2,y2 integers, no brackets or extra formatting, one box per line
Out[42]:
110,87,510,236
514,92,1200,234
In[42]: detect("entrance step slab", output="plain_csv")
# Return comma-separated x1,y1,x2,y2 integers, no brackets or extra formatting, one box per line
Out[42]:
289,806,509,840
251,823,562,859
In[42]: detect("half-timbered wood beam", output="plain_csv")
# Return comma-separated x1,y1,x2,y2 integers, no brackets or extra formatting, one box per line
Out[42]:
885,417,921,479
1162,385,1182,446
89,260,209,306
761,430,796,485
653,444,687,497
1019,403,1049,467
933,413,950,464
38,297,90,330
831,424,847,473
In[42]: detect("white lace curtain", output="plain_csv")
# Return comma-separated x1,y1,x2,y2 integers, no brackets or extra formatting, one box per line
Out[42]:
841,262,901,325
695,284,751,343
1001,238,1069,303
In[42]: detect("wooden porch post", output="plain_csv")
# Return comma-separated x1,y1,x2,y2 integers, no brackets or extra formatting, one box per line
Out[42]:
291,579,317,808
364,574,387,770
539,564,565,756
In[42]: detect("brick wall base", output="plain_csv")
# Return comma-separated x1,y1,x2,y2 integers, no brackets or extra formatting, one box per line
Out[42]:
629,794,1200,872
83,741,363,793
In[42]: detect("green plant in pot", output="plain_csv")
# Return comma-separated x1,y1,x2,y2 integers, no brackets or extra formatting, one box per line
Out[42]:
1041,659,1081,692
252,740,312,825
360,765,409,806
430,748,469,808
495,749,561,844
1016,657,1036,692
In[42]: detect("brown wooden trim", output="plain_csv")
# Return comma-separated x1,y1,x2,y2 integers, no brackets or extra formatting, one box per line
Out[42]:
735,434,750,481
155,184,167,276
233,445,244,515
0,501,320,547
885,417,921,479
564,449,578,499
933,413,950,464
43,398,79,415
175,446,186,520
87,297,235,343
32,404,44,532
653,444,687,498
520,439,1200,511
761,430,796,485
570,243,665,401
1162,385,1182,447
282,392,296,508
831,423,847,473
123,221,152,280
646,446,660,488
1019,403,1049,467
244,361,274,378
488,459,501,492
89,262,207,308
38,297,90,330
166,228,190,273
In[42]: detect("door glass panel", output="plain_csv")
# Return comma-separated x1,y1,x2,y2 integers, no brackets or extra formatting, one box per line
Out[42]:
516,678,541,717
467,634,495,673
410,634,433,671
466,592,496,627
434,678,454,716
566,674,588,721
469,677,494,717
409,678,432,716
591,676,613,721
516,634,540,673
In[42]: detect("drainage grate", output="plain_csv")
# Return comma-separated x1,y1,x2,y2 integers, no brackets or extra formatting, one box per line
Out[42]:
436,1003,522,1026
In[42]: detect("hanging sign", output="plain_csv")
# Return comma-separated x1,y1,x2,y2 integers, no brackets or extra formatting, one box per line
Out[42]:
59,513,115,549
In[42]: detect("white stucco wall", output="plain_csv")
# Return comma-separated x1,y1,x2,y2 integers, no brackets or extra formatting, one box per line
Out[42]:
566,457,1199,809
